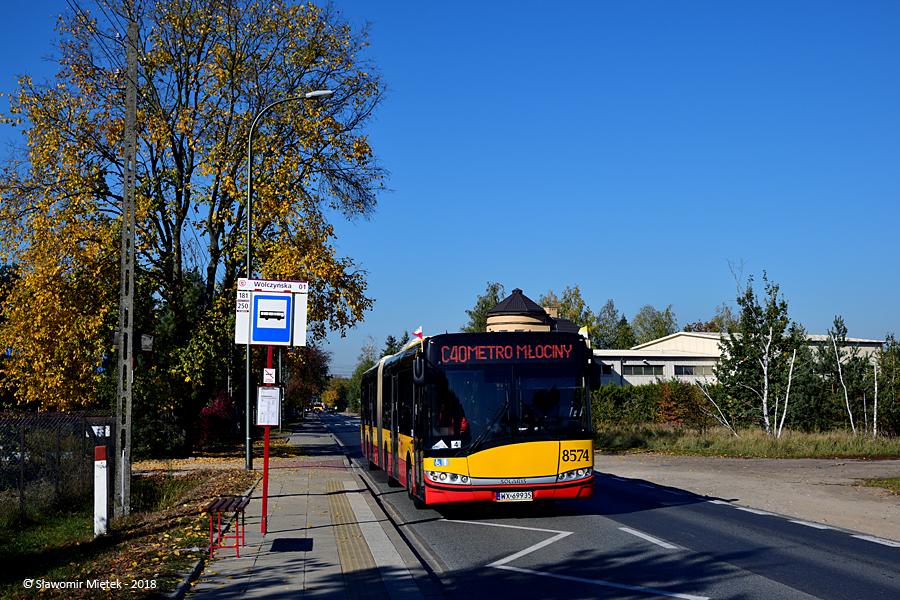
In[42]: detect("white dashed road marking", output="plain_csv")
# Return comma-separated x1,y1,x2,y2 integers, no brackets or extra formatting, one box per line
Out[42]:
619,526,679,550
448,520,709,600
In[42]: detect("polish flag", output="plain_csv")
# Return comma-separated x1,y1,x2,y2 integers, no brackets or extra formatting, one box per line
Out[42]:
413,326,423,339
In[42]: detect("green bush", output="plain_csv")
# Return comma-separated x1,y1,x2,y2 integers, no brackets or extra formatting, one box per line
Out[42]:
591,379,712,431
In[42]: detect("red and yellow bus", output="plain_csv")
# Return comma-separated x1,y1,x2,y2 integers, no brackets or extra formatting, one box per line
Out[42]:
360,331,595,508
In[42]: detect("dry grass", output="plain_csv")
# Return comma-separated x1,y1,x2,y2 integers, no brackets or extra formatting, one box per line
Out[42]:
1,469,258,599
0,426,312,599
595,426,900,459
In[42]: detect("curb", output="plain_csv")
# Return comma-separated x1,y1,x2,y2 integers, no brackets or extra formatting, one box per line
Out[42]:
353,460,468,597
165,558,205,600
325,415,467,597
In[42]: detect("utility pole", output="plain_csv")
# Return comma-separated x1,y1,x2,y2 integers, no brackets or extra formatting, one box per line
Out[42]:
115,21,138,518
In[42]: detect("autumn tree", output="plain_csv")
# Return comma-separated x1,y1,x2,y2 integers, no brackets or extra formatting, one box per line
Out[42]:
346,334,377,413
683,302,738,333
0,264,20,407
323,376,349,412
0,1,386,450
539,285,598,335
283,344,331,415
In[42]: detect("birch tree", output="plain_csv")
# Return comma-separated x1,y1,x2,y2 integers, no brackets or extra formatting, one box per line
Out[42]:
695,378,739,436
830,328,855,434
816,317,878,435
877,334,900,436
714,269,806,435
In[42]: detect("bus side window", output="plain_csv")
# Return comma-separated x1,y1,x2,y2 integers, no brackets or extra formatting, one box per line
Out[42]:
382,373,392,429
399,369,413,436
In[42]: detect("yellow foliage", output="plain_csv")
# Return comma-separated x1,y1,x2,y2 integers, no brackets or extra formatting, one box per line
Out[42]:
0,226,117,410
0,0,385,411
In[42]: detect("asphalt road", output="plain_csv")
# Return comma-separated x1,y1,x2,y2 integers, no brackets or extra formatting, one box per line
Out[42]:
321,413,900,600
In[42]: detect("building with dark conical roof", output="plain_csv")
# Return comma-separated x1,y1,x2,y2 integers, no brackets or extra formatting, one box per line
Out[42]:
485,288,580,334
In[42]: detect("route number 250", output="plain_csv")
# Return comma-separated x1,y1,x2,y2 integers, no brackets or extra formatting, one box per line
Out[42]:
562,449,589,462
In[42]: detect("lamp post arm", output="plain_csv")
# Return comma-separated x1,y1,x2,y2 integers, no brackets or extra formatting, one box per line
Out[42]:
246,96,310,277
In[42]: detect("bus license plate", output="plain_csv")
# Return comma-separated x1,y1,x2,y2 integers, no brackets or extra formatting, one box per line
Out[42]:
497,491,532,502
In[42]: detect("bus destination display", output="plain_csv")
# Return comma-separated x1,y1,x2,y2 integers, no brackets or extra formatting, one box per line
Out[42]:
438,343,575,365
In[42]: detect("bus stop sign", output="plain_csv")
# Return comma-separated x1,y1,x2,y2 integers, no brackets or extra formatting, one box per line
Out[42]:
235,279,308,347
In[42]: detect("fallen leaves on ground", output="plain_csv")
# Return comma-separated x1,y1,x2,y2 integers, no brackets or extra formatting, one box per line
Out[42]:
134,433,307,472
5,469,258,600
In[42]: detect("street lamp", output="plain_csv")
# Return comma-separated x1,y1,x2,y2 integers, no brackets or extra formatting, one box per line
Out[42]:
244,89,333,470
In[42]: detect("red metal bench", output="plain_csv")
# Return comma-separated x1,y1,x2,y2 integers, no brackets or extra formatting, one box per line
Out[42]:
204,497,250,557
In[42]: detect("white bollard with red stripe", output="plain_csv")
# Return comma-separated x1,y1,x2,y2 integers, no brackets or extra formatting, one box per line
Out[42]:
94,446,109,536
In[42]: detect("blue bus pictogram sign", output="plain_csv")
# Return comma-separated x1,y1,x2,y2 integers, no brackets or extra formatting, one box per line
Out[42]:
251,293,293,345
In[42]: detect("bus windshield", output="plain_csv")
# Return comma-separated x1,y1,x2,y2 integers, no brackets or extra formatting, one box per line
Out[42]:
516,365,588,438
429,367,511,452
426,363,590,455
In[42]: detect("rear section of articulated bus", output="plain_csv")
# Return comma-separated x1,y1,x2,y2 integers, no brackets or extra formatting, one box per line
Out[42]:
359,361,382,470
413,331,595,507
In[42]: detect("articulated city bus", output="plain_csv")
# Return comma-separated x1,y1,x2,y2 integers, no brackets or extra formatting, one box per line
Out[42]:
360,331,595,508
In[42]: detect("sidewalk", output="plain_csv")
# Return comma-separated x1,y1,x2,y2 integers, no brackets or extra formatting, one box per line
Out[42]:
181,419,441,599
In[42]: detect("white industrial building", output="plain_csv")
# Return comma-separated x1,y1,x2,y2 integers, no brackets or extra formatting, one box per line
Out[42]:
481,288,885,388
593,331,885,387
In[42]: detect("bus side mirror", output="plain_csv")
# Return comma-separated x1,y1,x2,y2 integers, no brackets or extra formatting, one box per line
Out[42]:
413,354,426,387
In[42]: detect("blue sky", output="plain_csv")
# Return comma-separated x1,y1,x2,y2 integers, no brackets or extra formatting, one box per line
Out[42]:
2,2,898,377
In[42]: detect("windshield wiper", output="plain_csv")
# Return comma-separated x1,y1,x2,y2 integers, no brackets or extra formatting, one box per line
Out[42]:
464,402,508,456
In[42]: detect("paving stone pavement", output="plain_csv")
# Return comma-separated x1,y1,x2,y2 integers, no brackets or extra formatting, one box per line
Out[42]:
180,420,444,600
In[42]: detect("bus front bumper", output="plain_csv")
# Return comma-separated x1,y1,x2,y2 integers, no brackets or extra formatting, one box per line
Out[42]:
423,476,594,505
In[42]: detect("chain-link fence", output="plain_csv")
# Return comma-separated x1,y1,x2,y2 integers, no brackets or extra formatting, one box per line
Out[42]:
0,411,116,525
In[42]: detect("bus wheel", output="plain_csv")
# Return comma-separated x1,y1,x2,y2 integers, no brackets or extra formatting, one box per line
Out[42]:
407,463,425,510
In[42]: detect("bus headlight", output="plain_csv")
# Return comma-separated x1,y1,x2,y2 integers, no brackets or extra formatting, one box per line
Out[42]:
426,471,471,485
557,467,592,482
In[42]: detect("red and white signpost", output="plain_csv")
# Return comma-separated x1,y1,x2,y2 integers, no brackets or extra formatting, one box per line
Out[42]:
236,278,306,534
256,348,282,533
94,446,109,536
